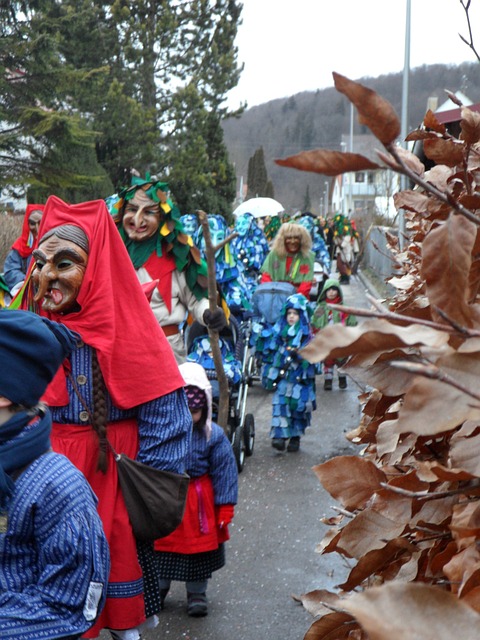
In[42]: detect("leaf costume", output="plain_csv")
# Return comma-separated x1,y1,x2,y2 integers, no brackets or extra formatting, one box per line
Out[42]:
261,294,317,440
107,175,210,362
196,214,252,314
230,213,270,291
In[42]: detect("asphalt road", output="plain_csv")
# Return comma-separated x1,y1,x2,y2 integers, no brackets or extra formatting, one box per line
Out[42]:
101,273,374,640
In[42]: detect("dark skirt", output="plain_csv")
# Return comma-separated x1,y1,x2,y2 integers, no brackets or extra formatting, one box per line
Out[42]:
155,544,225,582
137,541,162,618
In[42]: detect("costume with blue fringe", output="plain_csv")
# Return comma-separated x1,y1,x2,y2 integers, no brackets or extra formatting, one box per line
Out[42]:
260,294,317,440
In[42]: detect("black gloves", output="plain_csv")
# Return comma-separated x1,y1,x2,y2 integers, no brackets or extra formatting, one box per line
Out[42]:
203,308,227,332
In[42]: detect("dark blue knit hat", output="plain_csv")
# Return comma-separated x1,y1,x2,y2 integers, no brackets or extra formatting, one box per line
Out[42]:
0,310,78,407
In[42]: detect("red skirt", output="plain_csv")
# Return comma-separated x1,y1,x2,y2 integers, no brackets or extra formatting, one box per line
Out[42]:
154,474,228,555
51,420,145,637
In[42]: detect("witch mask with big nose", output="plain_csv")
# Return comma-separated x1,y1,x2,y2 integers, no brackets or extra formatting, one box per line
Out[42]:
32,225,89,315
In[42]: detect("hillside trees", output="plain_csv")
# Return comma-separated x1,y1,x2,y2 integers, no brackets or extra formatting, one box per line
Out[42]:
0,0,242,211
275,72,480,639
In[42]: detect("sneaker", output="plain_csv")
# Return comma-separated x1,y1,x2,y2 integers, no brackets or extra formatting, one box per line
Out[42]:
187,592,208,617
287,436,300,452
339,376,347,389
271,438,287,451
160,588,169,610
324,379,333,391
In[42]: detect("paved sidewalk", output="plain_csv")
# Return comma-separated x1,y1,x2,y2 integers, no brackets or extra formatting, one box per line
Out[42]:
129,274,375,640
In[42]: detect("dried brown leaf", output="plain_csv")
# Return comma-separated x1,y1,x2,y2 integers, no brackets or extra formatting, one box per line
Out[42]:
312,456,386,510
274,149,380,177
304,611,358,640
394,146,425,178
344,356,414,397
315,527,342,555
450,432,480,476
461,108,480,145
393,190,430,213
422,214,480,327
451,502,480,539
343,582,480,640
411,495,457,527
336,509,406,558
294,589,342,618
398,365,480,437
423,109,447,135
443,546,480,597
423,138,465,167
405,130,441,142
462,585,480,613
333,72,400,145
300,318,449,364
424,164,454,191
338,539,412,591
458,194,480,211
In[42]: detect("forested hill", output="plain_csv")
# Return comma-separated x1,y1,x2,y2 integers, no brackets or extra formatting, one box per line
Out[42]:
222,62,480,212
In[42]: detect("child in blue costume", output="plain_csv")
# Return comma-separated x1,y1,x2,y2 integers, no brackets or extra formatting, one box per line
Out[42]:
261,293,316,452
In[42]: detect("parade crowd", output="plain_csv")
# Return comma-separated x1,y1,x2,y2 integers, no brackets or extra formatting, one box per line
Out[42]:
0,177,359,639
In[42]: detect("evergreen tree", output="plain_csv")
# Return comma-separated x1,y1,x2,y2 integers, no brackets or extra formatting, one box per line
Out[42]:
0,0,243,206
303,185,312,211
0,2,109,201
246,146,274,199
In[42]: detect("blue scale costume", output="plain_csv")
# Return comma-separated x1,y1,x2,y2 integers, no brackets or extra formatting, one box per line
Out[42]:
297,214,331,273
230,213,270,292
261,293,317,441
196,214,252,315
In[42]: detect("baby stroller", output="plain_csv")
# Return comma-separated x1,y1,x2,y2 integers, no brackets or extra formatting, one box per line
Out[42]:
185,315,255,473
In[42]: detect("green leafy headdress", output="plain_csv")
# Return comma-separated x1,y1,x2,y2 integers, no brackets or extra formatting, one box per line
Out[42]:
106,174,208,300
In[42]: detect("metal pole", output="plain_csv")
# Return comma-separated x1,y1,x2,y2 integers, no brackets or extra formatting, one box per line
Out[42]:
399,0,411,249
349,103,354,213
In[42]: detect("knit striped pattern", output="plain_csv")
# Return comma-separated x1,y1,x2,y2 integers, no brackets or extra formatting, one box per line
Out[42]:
0,452,109,639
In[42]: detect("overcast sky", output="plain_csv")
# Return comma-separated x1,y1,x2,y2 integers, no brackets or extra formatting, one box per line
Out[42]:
226,0,480,109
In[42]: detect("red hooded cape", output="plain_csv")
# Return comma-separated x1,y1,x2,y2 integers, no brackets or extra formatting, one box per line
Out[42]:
11,203,45,258
25,196,184,409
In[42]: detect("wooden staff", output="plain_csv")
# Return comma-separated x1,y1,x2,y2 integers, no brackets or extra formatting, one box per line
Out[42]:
197,211,238,431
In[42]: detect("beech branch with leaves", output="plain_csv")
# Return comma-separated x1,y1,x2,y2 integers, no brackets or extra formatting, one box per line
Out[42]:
274,66,480,639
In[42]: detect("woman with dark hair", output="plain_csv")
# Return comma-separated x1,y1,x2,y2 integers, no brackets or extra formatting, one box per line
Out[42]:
21,195,191,640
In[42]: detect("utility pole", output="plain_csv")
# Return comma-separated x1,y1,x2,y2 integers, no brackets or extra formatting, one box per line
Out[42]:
399,0,411,249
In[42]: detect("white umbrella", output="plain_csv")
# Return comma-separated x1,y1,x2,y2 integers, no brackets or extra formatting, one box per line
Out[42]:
233,197,285,219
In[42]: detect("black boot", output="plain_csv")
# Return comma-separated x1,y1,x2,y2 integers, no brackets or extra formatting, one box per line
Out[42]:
271,438,287,451
324,379,333,391
187,592,208,617
287,436,300,452
338,376,347,389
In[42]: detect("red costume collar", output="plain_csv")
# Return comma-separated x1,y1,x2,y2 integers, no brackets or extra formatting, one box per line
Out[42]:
11,204,45,258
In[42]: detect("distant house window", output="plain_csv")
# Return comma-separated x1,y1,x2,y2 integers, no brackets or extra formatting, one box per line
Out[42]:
355,172,365,183
367,172,375,184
